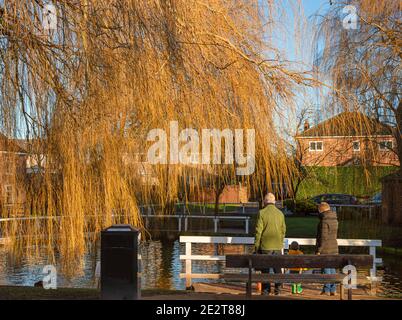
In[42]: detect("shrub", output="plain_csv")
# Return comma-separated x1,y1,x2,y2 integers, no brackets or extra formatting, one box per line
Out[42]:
283,199,317,215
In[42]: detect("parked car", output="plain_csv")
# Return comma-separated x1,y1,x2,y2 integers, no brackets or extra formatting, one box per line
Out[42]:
310,193,358,205
366,192,382,205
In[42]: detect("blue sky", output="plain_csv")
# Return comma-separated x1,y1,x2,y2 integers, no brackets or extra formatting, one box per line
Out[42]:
274,0,334,130
274,0,330,61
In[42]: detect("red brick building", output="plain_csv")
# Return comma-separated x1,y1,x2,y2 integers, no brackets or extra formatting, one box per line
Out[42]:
296,112,400,167
189,184,248,203
0,134,28,213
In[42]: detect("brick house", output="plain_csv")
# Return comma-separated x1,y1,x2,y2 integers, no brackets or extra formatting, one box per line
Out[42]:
296,112,400,167
0,134,28,213
188,184,249,203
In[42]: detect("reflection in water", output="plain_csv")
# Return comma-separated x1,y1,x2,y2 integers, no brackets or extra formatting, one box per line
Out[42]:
141,240,181,289
0,247,98,288
0,240,401,298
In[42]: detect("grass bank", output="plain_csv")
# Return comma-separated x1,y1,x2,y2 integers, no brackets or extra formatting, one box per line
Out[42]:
285,216,402,248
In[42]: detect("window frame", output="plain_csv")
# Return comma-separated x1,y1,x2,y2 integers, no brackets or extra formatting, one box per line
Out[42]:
352,141,361,152
379,140,393,151
4,185,14,205
3,154,13,175
309,141,323,152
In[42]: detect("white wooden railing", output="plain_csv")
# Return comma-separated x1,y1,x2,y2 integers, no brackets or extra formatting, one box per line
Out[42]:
0,211,254,237
139,201,259,233
175,202,259,215
179,236,383,287
144,215,251,233
138,202,260,216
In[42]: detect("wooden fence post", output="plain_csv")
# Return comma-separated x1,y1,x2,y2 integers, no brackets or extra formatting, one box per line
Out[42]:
214,218,218,233
185,242,192,289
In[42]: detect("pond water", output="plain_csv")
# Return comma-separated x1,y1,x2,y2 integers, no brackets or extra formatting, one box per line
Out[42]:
0,240,401,298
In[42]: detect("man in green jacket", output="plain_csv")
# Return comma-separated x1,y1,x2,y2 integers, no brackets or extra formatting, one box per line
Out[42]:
254,193,286,295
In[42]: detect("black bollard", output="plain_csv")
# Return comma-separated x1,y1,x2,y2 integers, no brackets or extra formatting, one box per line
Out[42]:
101,225,141,300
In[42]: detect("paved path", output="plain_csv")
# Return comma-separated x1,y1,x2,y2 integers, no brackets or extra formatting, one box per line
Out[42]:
146,282,391,300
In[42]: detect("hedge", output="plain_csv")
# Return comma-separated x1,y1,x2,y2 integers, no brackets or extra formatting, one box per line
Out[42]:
283,199,317,215
296,166,398,199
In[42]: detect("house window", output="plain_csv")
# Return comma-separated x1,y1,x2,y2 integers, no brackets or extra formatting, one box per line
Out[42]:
379,140,393,151
4,155,13,175
4,185,14,205
353,141,360,152
309,141,323,152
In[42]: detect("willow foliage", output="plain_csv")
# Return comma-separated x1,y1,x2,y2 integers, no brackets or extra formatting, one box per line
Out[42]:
0,0,318,273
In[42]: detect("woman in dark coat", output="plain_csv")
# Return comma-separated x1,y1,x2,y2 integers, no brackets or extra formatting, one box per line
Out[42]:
316,202,339,296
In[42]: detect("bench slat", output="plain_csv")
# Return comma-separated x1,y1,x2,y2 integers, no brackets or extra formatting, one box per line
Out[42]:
226,254,373,269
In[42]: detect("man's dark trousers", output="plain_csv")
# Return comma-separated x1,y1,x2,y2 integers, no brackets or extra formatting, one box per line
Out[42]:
260,250,282,295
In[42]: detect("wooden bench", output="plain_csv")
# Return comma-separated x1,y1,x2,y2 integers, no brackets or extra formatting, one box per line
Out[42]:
224,254,374,300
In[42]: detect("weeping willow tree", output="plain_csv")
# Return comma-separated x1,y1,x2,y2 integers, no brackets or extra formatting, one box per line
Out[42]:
0,0,317,274
315,0,401,166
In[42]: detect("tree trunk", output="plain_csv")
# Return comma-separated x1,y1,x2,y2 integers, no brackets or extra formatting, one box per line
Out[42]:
214,184,225,215
214,189,221,215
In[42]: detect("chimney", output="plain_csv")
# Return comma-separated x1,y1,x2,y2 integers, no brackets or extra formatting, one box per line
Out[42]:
304,120,310,131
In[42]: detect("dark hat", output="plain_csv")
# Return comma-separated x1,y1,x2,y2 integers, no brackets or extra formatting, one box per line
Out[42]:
290,241,299,251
